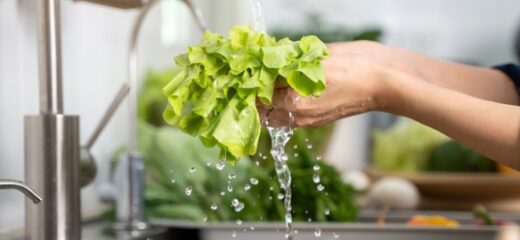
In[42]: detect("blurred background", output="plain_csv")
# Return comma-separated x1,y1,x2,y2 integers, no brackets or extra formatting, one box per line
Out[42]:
1,0,520,232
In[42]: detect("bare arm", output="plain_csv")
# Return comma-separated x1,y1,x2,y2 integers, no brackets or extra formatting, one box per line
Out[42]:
384,70,520,169
264,41,520,170
328,41,519,105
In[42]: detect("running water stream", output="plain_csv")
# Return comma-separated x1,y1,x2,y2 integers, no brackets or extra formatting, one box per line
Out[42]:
268,127,295,240
250,0,295,239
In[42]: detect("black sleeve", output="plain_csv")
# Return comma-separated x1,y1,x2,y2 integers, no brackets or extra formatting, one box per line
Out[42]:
493,63,520,94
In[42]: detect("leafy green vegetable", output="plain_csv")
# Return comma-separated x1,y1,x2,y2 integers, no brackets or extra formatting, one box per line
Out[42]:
163,25,329,162
428,140,496,172
372,119,449,172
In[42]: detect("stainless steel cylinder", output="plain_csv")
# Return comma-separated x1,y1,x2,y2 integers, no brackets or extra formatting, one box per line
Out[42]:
25,114,81,240
37,0,64,115
115,153,147,231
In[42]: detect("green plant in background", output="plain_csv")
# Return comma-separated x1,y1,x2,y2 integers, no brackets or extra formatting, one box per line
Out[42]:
138,69,178,127
428,140,497,173
372,119,497,173
270,13,382,43
372,119,449,172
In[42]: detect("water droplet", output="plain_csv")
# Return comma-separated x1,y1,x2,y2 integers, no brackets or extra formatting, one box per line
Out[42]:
294,153,299,157
324,208,330,215
202,215,208,222
244,184,251,191
255,161,260,166
268,196,272,200
277,193,284,200
216,160,226,171
314,227,322,237
307,217,312,222
305,210,309,214
228,172,237,180
294,230,299,234
211,203,218,210
232,230,237,238
313,164,320,171
206,162,211,167
234,202,245,212
269,186,274,191
316,156,322,161
171,179,176,183
317,184,325,191
185,186,192,196
250,226,255,230
189,167,197,173
281,155,289,161
220,191,226,196
236,219,242,225
305,138,309,142
306,144,313,149
293,145,298,149
285,233,290,239
333,232,339,239
262,156,268,160
250,178,259,185
312,174,320,183
232,198,239,207
228,185,233,192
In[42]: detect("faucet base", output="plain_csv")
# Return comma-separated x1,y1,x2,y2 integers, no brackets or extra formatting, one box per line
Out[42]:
25,114,81,240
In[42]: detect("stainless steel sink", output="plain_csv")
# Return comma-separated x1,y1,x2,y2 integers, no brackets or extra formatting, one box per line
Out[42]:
151,220,500,240
149,209,520,240
2,221,169,240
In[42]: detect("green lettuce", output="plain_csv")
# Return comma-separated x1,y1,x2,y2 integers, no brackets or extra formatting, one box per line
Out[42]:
163,25,329,162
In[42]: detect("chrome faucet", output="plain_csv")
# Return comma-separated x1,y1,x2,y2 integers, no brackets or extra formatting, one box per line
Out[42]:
1,0,207,239
0,180,42,204
84,0,207,236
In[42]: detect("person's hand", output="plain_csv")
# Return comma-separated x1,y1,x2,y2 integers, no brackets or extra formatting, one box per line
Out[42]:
259,41,396,127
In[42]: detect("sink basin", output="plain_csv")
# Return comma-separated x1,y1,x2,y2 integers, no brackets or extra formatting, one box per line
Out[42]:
1,221,170,240
152,220,500,240
151,209,520,240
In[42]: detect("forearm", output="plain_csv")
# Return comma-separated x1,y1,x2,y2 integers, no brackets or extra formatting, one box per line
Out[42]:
390,47,519,105
383,70,520,169
329,41,519,105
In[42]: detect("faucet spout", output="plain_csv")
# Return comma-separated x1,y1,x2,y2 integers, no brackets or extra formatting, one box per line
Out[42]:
0,180,43,204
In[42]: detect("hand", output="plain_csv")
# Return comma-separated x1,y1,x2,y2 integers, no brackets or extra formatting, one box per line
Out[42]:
259,41,393,127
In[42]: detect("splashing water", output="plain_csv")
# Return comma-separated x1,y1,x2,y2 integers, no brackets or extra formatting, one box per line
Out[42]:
250,178,259,185
268,127,294,240
216,160,226,171
210,203,218,211
312,174,320,184
185,186,193,196
314,227,322,237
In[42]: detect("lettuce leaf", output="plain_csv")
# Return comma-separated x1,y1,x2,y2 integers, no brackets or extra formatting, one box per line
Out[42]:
163,25,329,162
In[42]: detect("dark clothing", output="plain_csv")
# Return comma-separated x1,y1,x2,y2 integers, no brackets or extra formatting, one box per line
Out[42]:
494,64,520,94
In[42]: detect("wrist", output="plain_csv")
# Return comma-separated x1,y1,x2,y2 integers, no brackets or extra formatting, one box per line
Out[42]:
371,67,404,114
